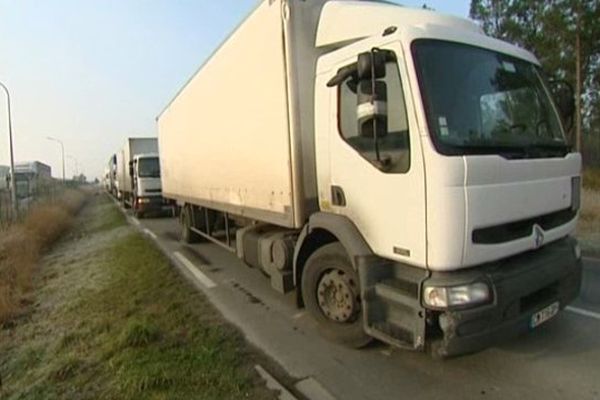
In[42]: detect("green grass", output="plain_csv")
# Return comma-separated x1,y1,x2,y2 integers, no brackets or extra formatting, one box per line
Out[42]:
88,197,126,234
0,197,275,400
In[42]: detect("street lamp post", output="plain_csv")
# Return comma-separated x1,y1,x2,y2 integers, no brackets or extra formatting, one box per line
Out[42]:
47,136,65,182
0,81,18,220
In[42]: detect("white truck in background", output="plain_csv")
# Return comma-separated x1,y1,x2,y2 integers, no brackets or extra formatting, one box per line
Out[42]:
158,0,582,357
116,138,166,217
106,154,118,197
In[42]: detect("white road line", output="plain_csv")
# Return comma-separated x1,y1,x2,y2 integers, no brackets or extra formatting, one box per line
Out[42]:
566,306,600,321
254,365,297,400
173,252,217,289
295,377,337,400
144,229,157,240
380,347,394,357
292,312,306,320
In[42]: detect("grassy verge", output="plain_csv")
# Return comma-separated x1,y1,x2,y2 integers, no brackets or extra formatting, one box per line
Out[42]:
0,195,276,399
577,188,600,257
0,189,87,324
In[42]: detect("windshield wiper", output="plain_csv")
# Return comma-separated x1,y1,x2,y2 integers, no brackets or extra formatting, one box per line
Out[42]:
523,142,570,158
445,141,569,159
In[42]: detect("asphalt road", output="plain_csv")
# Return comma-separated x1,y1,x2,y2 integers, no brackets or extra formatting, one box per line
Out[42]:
132,213,600,400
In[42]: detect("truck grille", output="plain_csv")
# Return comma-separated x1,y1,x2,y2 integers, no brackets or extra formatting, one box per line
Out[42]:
472,208,576,245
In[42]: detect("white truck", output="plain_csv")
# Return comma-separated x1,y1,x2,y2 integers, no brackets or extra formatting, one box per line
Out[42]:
106,154,118,197
158,0,582,357
116,138,165,217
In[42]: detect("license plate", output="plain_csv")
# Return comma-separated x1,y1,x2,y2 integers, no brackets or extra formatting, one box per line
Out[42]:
530,302,560,329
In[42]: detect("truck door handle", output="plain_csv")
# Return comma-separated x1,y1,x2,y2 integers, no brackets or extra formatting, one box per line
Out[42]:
331,186,346,207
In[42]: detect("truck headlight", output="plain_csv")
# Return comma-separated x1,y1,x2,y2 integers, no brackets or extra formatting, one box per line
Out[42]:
138,198,150,204
423,282,491,309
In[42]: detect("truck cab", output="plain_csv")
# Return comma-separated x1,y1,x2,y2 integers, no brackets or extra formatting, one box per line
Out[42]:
129,153,164,218
311,2,581,356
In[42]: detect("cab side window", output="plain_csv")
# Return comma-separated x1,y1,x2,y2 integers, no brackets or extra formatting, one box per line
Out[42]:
338,59,410,173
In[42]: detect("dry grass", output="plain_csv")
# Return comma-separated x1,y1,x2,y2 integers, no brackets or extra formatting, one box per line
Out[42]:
580,189,600,225
0,189,87,324
583,168,600,191
577,188,600,257
0,227,38,322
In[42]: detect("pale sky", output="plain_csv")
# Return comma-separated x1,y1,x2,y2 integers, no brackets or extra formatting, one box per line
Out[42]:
0,0,470,180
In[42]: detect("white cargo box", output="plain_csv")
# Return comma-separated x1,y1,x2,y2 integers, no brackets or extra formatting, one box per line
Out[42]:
158,0,328,228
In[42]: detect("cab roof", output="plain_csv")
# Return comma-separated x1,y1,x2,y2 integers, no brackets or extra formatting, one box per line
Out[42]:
316,1,482,48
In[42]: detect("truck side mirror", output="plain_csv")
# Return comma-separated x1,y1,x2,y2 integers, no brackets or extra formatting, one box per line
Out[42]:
326,49,391,88
128,161,134,177
357,50,386,80
357,80,388,138
356,49,388,138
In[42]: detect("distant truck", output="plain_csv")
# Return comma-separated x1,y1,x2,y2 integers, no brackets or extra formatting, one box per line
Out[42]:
103,166,110,192
106,154,118,197
158,0,582,357
12,161,52,199
116,138,166,217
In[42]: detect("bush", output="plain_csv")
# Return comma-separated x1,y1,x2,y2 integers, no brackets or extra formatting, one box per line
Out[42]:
0,189,87,324
0,227,39,322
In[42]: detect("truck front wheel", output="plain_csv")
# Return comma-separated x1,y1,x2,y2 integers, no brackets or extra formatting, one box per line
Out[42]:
301,242,372,348
180,205,201,244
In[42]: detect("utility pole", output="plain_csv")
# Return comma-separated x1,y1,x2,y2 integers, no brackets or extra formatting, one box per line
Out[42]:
0,81,18,220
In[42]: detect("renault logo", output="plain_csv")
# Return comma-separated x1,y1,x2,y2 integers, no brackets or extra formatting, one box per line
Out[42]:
533,224,545,249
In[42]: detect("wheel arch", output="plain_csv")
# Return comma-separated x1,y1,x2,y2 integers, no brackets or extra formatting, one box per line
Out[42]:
293,213,373,306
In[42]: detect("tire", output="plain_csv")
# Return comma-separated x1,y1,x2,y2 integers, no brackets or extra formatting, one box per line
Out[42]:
301,242,372,348
180,205,201,244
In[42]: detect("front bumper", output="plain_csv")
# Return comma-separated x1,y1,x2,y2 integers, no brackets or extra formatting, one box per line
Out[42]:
358,237,582,357
430,237,582,357
135,196,172,213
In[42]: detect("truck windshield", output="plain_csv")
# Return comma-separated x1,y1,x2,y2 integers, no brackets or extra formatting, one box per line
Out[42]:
137,158,160,178
412,39,568,158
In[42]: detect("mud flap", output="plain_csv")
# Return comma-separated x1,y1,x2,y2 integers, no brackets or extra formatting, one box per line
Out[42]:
356,255,429,350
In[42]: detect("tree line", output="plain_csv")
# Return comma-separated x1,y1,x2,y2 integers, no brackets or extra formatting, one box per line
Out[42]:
469,0,600,164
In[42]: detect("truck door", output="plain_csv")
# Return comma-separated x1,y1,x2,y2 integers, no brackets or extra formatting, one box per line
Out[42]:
323,42,427,268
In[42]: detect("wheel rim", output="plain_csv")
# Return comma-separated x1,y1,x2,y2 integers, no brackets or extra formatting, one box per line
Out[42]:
317,268,360,323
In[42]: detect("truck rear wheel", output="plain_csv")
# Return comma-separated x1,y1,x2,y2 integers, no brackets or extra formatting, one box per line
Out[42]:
301,242,372,348
180,205,201,244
